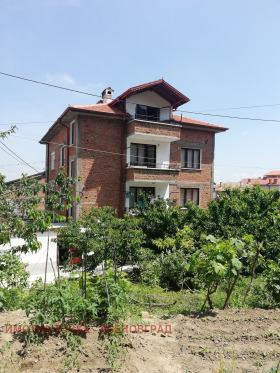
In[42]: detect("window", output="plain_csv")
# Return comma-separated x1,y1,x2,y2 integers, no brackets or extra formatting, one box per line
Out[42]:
70,160,75,178
70,121,75,145
60,146,65,168
130,143,156,168
51,152,55,170
68,204,74,218
181,148,201,169
135,104,160,122
180,188,199,206
129,187,155,208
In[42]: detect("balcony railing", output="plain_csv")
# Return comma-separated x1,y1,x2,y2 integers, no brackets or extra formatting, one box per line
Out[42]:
130,114,175,124
126,162,181,170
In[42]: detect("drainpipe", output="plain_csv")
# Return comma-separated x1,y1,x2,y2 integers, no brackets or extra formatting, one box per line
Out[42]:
118,116,125,217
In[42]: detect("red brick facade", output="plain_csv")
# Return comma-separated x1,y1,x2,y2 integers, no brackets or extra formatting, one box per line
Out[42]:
41,80,227,218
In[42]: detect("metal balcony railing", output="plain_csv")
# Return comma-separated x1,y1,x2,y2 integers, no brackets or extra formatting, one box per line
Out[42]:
126,162,181,170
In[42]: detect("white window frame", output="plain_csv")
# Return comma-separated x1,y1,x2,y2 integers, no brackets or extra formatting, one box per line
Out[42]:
70,121,75,146
60,145,65,168
51,151,55,170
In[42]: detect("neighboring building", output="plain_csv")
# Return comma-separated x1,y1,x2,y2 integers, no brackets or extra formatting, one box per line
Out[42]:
215,170,280,197
5,171,46,211
40,79,228,219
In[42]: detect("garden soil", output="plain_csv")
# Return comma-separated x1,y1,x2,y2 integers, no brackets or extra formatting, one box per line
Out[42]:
0,308,280,372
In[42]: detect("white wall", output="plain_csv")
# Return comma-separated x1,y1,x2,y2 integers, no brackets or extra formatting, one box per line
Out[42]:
127,137,170,168
126,91,171,121
125,181,169,209
0,231,59,284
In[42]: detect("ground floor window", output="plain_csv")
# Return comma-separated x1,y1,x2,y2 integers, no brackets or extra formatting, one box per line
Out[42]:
129,187,155,208
180,188,199,206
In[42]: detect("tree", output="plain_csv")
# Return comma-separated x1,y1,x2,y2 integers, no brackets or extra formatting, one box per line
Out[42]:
0,170,80,253
57,206,143,297
206,185,280,262
133,194,205,252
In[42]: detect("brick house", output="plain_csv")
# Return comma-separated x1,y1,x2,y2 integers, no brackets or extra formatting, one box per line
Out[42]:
40,79,228,218
215,170,280,196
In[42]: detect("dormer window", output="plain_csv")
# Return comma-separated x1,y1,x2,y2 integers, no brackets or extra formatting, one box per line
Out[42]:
135,104,160,122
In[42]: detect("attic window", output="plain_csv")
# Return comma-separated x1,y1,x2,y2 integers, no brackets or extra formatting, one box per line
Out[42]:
107,91,111,94
135,104,160,122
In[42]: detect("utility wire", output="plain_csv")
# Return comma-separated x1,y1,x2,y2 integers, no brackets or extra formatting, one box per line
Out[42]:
175,110,280,123
0,121,54,126
1,71,280,124
8,134,279,172
0,140,39,173
0,161,44,167
194,103,280,112
0,72,101,98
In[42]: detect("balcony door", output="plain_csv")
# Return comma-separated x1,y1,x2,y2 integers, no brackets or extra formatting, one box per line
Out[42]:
130,143,156,168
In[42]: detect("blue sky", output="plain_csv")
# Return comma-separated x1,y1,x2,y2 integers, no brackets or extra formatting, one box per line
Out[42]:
1,0,280,182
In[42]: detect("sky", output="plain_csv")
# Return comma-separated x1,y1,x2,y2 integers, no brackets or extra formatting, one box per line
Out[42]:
0,0,280,183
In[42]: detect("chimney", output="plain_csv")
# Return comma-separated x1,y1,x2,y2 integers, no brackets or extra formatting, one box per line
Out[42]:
102,87,114,104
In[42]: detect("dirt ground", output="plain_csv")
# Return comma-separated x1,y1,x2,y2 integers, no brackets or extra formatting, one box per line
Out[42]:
0,308,280,372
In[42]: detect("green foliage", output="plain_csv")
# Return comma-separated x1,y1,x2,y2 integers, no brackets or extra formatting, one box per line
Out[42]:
264,260,280,304
0,252,29,289
132,195,204,252
206,185,280,261
0,170,80,253
138,226,196,289
26,277,100,325
189,236,249,309
57,206,143,272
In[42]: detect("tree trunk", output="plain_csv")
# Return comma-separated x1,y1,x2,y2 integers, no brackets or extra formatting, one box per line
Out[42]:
243,246,260,306
102,261,110,308
223,272,240,309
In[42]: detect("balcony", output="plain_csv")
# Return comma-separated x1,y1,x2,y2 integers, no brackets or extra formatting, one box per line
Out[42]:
127,116,181,143
126,162,180,182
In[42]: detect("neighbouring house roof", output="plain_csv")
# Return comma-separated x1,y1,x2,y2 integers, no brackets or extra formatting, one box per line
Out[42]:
216,174,280,192
109,79,190,109
264,170,280,176
6,171,45,186
215,182,243,192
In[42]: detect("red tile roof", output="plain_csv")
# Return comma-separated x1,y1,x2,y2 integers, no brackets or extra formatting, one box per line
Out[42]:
173,114,228,131
110,79,190,109
264,170,280,176
71,103,124,116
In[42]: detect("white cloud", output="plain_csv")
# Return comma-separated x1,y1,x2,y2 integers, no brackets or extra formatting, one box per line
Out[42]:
46,73,76,86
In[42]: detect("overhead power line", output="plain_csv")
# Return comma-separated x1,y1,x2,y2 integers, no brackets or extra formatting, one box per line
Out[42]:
196,103,280,112
1,71,280,124
176,110,280,123
8,134,279,172
0,71,101,98
0,140,39,173
0,121,54,126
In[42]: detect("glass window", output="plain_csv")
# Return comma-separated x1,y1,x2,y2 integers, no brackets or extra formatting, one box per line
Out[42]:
181,148,201,169
51,152,55,170
130,143,156,168
135,104,160,122
180,188,199,206
60,146,65,168
70,160,75,178
129,187,155,208
70,121,75,145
